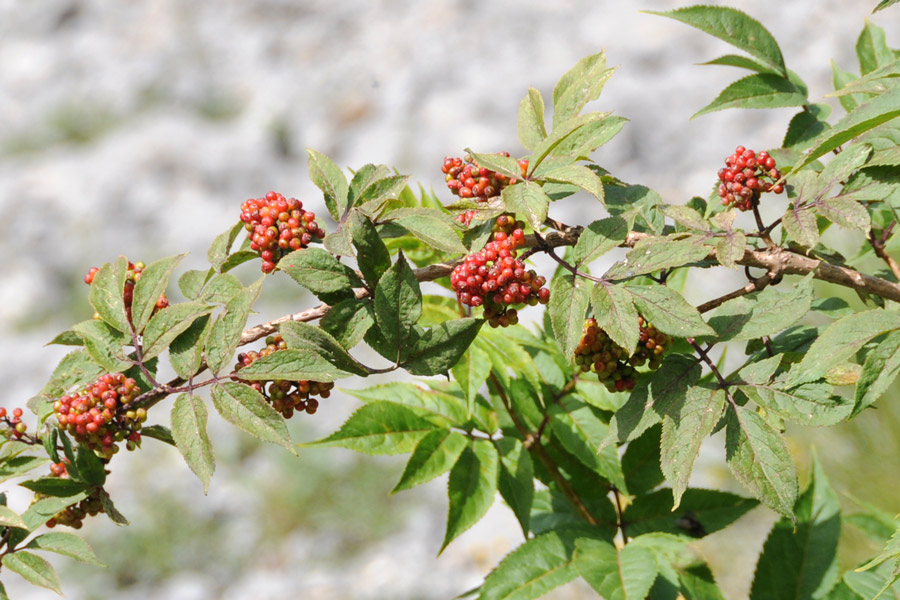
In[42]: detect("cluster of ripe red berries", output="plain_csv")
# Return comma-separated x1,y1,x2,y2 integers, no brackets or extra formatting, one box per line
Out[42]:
450,216,549,327
0,407,28,439
240,191,324,273
574,316,670,392
53,373,145,459
442,153,528,203
84,261,169,324
717,146,784,211
44,487,105,529
236,335,334,418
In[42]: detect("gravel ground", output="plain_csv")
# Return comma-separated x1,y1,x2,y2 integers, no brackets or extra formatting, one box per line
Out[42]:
0,1,894,598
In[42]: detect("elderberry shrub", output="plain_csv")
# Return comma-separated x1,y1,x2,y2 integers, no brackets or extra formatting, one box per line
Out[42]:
442,153,528,204
235,334,334,418
574,317,670,392
717,145,784,211
84,260,169,324
53,373,146,459
450,216,549,327
240,191,324,273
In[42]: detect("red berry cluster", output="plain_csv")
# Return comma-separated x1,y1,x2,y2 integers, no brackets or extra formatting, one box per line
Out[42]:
84,260,169,324
0,407,28,439
450,217,549,327
43,487,105,529
235,335,334,418
574,316,670,393
717,146,784,211
442,153,528,203
240,191,324,273
53,373,146,459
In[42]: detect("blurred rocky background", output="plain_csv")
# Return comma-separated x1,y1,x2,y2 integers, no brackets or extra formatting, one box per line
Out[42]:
0,1,897,598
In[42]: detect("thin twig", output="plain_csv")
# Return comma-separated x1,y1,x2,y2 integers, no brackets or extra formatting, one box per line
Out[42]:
869,225,900,281
612,486,628,545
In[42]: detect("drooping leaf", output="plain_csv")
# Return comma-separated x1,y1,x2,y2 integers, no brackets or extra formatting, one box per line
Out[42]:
708,275,814,341
19,477,90,498
2,551,62,595
874,0,900,12
787,309,900,385
621,425,665,496
0,505,27,530
348,382,468,425
171,393,215,493
451,344,492,417
549,274,591,358
661,387,727,507
725,405,799,520
575,537,659,600
628,285,715,338
496,438,534,536
750,452,841,600
693,73,806,118
304,401,442,455
443,439,499,552
590,282,640,355
279,321,368,376
784,104,833,150
392,429,468,493
210,382,294,452
74,444,106,486
373,252,422,359
320,298,375,349
404,318,483,376
625,488,759,538
26,532,105,567
649,6,787,76
855,330,900,417
502,181,551,231
549,397,626,490
348,209,391,286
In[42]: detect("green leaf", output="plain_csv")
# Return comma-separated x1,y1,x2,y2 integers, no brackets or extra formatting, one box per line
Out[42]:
610,354,701,443
502,181,550,231
308,148,349,220
320,298,375,349
628,285,715,338
347,210,391,286
478,528,592,600
693,74,806,118
797,86,900,171
539,165,605,204
874,0,900,11
660,204,711,231
648,6,787,76
278,247,362,302
725,405,799,520
707,274,814,341
552,51,616,127
549,274,591,358
405,318,483,376
700,53,781,74
787,309,900,385
832,61,868,113
451,344,492,417
549,116,629,160
799,143,874,206
40,349,105,398
171,393,215,494
661,387,727,507
392,429,468,493
716,230,747,269
572,216,631,267
855,330,900,417
606,238,710,280
465,150,522,180
205,277,264,374
625,488,759,538
750,452,841,600
622,425,664,496
0,505,27,529
210,382,294,452
304,401,441,455
348,382,469,425
857,20,895,75
97,488,128,525
2,551,63,595
20,477,90,497
785,104,833,150
141,302,214,361
443,439,500,552
518,87,547,151
168,314,213,379
575,537,659,600
373,252,422,358
178,268,212,300
234,348,352,382
75,444,106,486
738,376,851,427
549,397,626,490
496,438,534,536
591,283,640,355
391,208,468,254
71,319,131,372
131,253,184,333
140,425,175,446
20,494,87,531
279,321,368,376
0,456,50,486
88,256,129,333
208,222,244,272
26,532,105,567
818,198,871,233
